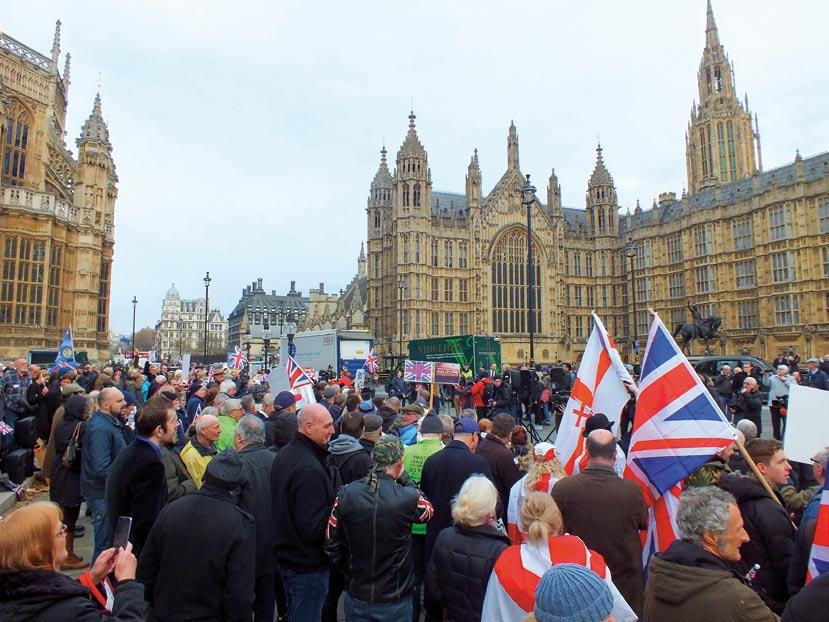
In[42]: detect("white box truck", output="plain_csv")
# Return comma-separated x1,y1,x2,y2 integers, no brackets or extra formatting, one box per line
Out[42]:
280,329,373,377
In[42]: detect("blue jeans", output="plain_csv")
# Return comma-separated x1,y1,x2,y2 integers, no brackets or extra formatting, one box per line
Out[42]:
279,567,328,622
345,593,413,622
86,497,109,563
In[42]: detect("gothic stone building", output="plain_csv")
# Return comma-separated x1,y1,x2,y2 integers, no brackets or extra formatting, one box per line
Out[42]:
303,244,368,332
0,21,116,361
366,3,829,365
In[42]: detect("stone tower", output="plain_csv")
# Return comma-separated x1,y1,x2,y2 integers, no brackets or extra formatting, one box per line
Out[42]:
685,0,759,193
585,143,618,237
465,149,482,208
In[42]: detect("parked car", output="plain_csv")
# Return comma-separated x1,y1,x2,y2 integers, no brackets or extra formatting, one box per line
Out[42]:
687,355,771,401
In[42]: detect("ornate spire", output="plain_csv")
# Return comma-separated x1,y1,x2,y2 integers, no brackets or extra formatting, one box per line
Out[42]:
507,121,519,170
51,20,61,68
371,144,392,189
471,148,479,168
77,93,111,147
397,109,426,160
359,241,366,262
706,0,720,49
62,53,71,90
588,141,613,188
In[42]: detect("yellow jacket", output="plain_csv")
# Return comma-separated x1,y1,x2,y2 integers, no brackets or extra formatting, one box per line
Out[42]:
180,438,217,488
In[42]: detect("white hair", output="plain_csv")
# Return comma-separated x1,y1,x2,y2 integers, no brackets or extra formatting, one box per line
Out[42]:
451,475,498,527
219,379,236,394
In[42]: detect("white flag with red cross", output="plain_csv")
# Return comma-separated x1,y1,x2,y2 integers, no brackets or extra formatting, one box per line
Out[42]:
556,312,635,475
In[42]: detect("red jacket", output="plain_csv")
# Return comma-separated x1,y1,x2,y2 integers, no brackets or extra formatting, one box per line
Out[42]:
471,378,491,408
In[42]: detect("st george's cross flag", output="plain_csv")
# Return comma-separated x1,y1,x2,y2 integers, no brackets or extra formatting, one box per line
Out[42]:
363,348,379,374
624,311,735,566
806,474,829,583
557,312,634,475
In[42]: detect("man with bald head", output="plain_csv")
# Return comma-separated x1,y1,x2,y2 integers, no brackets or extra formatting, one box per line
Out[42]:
81,386,129,561
271,403,335,622
551,428,648,616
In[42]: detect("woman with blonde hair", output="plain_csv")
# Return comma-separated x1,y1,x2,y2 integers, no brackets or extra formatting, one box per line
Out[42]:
482,492,636,622
426,475,512,621
506,442,566,542
0,501,145,621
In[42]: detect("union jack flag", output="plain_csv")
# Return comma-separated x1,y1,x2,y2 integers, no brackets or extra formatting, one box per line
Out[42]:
227,346,247,371
286,354,314,389
624,312,734,567
806,474,829,583
0,421,12,435
404,360,433,383
363,348,378,374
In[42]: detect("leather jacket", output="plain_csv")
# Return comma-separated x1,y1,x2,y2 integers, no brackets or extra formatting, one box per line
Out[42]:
325,472,432,604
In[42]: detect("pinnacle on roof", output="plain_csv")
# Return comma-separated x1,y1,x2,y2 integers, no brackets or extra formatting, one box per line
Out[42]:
588,141,614,188
77,92,111,147
371,145,393,189
359,242,366,261
51,20,61,67
397,109,426,159
706,0,721,48
62,53,71,87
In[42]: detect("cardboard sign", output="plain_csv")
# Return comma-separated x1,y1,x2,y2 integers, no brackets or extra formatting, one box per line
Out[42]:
404,360,433,383
783,384,829,464
434,362,461,385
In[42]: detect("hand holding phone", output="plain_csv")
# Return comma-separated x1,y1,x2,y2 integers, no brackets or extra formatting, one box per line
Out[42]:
112,516,132,551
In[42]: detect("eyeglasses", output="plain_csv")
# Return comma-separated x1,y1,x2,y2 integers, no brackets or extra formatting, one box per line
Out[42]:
55,523,68,537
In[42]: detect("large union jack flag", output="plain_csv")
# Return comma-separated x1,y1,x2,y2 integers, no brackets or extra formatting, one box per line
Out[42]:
227,345,247,370
404,360,433,383
363,348,378,374
806,475,829,583
624,312,734,566
286,354,314,389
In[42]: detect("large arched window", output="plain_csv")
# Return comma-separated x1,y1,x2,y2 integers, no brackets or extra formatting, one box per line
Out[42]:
3,103,30,186
491,228,541,334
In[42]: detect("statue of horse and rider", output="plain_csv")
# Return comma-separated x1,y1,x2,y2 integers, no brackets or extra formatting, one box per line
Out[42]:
673,303,722,354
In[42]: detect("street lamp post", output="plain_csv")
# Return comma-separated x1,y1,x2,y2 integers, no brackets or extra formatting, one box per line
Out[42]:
263,316,271,372
398,275,404,366
203,271,211,364
624,239,638,362
178,320,183,362
285,312,298,364
131,296,138,363
520,174,537,364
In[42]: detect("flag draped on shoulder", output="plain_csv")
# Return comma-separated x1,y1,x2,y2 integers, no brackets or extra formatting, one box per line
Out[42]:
624,311,735,565
51,327,78,373
806,475,829,583
557,312,633,475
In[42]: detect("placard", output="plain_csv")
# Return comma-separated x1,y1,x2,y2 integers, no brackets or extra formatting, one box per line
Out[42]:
434,362,461,385
783,384,829,464
404,360,433,383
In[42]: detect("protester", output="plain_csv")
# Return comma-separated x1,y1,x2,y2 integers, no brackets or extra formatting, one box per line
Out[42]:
184,382,205,426
0,502,143,621
802,358,829,390
551,429,648,615
527,564,615,622
327,411,372,485
180,411,220,487
215,397,244,451
643,486,777,620
1,358,32,435
41,374,83,477
476,412,522,522
49,395,89,570
137,450,255,621
270,403,335,622
160,427,196,503
235,415,278,622
81,387,128,561
265,390,299,451
764,365,794,440
573,413,627,476
685,440,735,488
326,435,433,620
482,491,635,621
105,396,175,557
717,438,796,613
506,442,566,542
782,572,829,621
730,376,763,435
402,414,446,621
359,413,383,454
426,475,510,621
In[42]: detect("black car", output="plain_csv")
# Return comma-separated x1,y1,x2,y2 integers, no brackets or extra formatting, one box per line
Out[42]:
688,355,771,401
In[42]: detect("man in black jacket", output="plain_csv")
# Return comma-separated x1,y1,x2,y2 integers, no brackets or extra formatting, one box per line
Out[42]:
104,396,174,557
326,435,433,619
475,413,520,522
235,415,278,622
729,376,763,435
271,402,335,622
137,450,255,621
803,358,829,390
717,438,796,613
265,390,299,450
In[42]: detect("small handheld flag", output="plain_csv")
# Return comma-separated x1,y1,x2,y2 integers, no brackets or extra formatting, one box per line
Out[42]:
363,348,378,374
227,345,247,371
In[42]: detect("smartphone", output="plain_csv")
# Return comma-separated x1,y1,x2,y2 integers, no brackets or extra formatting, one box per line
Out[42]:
112,516,132,551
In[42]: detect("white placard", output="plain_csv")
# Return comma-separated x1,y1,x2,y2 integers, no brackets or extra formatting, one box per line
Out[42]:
782,384,829,464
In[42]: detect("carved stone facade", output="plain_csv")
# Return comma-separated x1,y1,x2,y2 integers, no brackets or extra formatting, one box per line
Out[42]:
154,284,227,359
303,246,368,332
0,21,117,361
366,3,829,364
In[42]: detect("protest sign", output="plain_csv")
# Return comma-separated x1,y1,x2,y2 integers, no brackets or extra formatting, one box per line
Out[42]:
404,360,433,383
783,384,829,464
434,362,461,385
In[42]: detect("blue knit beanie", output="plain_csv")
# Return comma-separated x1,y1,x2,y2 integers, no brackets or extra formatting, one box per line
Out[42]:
533,564,613,622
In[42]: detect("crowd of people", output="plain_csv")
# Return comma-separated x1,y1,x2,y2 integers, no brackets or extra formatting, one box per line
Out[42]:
0,356,827,621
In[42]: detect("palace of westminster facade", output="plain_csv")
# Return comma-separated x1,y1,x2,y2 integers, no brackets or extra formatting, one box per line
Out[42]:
366,3,829,364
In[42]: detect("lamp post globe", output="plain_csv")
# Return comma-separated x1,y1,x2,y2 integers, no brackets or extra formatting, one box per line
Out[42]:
203,271,212,364
520,174,537,364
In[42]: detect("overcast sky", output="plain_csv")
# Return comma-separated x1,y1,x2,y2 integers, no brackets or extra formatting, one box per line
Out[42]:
5,1,828,334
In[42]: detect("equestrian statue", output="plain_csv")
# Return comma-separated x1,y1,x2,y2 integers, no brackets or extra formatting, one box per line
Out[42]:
673,303,722,355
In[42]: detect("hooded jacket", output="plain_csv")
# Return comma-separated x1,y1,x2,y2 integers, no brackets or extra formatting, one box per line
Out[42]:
328,434,372,486
0,569,146,622
644,539,778,622
717,474,795,612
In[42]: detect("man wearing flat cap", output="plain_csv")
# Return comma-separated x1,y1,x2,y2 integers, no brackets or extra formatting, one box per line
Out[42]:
138,449,255,621
326,435,434,619
803,357,829,390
